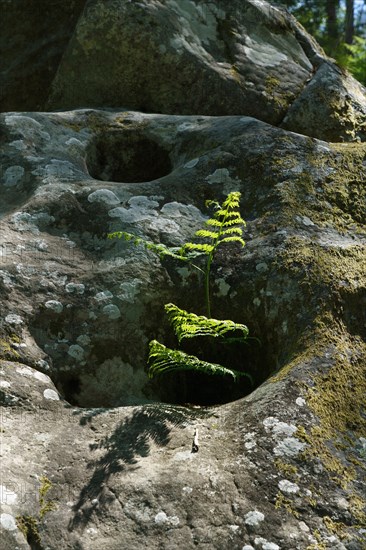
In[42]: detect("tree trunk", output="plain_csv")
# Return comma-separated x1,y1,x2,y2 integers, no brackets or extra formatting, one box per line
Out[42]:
345,0,354,44
326,0,339,51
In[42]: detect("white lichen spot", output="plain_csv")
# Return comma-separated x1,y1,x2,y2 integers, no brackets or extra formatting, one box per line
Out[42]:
66,137,83,147
45,300,63,313
77,334,91,346
0,513,17,531
0,380,11,388
272,422,297,438
9,140,27,151
36,359,50,371
33,371,51,383
216,278,230,297
109,195,159,223
95,290,113,302
0,485,17,505
149,217,180,233
254,538,280,550
33,159,77,179
244,432,257,451
3,166,24,187
255,262,269,273
154,511,180,527
244,510,265,527
65,282,85,294
263,417,297,437
253,297,261,307
206,168,231,184
88,189,120,205
182,486,193,495
103,304,121,320
5,314,23,325
242,546,255,550
43,389,60,401
118,279,142,303
296,397,306,407
184,158,199,169
68,344,84,361
273,437,306,458
160,201,204,220
278,479,300,495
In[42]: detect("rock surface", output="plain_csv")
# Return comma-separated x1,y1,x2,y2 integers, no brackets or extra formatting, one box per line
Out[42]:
0,1,366,549
2,0,365,141
0,0,86,111
1,108,365,549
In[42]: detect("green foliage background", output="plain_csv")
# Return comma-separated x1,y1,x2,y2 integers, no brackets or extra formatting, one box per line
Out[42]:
274,0,366,84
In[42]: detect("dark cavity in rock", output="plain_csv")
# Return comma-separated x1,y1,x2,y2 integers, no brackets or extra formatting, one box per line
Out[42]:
86,130,172,183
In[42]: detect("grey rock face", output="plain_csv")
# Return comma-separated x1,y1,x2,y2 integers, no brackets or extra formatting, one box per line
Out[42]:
282,62,366,142
0,0,86,111
1,1,366,549
1,109,365,549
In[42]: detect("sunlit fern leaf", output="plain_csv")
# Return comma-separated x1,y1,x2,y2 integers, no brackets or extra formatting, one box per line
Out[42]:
182,242,214,254
194,229,219,239
148,340,252,383
108,231,188,261
219,236,246,246
165,303,249,343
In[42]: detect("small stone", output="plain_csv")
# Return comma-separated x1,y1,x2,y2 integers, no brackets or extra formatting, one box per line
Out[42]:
45,300,63,313
68,344,84,361
296,397,306,407
5,313,23,325
278,479,300,494
65,282,85,294
88,189,120,205
43,389,60,401
256,262,269,273
102,304,121,319
244,510,265,527
0,513,17,531
273,437,306,457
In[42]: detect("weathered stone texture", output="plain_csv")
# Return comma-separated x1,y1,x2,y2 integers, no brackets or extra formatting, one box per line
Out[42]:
1,1,366,549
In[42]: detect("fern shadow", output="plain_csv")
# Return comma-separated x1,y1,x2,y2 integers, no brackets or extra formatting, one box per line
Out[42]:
69,404,210,530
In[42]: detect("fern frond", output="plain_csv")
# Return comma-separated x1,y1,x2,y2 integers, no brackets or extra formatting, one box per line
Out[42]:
205,199,220,209
219,236,246,246
205,219,223,227
148,340,251,382
223,192,241,208
195,229,219,239
222,217,245,227
108,231,188,261
221,227,243,235
165,303,249,343
182,242,214,253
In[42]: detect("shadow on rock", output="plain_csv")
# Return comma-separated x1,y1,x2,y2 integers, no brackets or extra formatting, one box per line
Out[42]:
69,404,210,530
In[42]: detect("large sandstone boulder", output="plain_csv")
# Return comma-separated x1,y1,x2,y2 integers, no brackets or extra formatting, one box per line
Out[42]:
1,1,365,549
46,0,315,126
0,109,365,549
0,0,86,111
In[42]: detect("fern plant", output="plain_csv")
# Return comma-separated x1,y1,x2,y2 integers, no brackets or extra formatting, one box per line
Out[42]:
165,303,249,343
181,191,245,317
148,340,252,383
108,192,251,384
